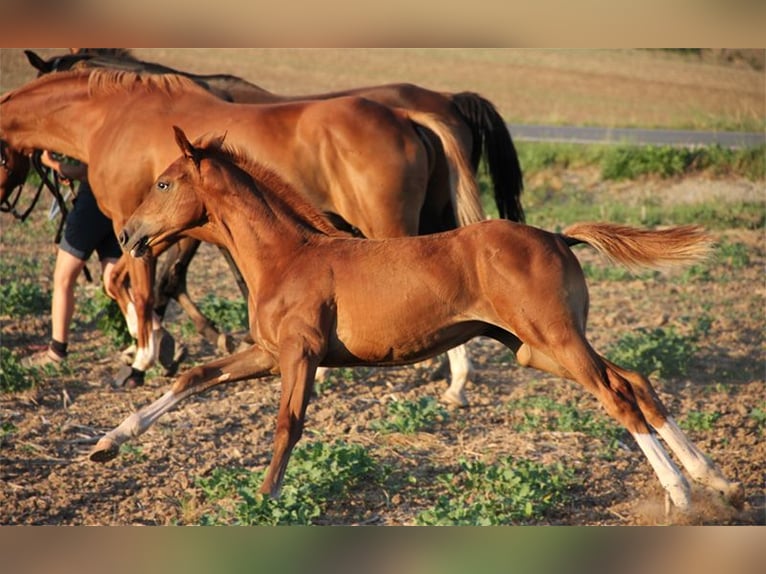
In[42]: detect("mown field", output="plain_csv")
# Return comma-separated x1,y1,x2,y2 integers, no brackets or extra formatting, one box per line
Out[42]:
0,48,764,525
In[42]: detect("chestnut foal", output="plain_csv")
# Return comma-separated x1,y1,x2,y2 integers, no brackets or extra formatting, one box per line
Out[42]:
93,128,742,514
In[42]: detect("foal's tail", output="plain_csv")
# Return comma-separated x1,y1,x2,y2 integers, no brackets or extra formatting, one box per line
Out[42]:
561,223,713,270
403,109,485,227
451,92,525,223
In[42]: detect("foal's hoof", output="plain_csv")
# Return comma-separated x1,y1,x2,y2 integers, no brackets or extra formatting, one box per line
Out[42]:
90,437,119,463
723,482,745,510
111,365,145,390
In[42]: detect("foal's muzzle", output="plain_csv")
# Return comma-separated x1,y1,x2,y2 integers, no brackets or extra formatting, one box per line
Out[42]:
119,228,150,258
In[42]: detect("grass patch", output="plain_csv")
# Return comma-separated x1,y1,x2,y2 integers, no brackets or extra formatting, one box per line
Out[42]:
516,143,765,181
78,289,132,349
0,347,43,394
0,258,49,317
416,456,574,525
371,396,450,434
749,405,766,436
679,410,723,432
182,293,248,337
193,440,379,525
605,326,699,379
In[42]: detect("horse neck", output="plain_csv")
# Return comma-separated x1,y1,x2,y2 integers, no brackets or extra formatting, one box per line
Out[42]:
203,170,314,281
1,80,98,160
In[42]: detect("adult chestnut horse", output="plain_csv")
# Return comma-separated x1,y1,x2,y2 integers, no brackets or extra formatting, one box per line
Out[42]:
0,69,480,395
96,129,743,514
24,48,525,222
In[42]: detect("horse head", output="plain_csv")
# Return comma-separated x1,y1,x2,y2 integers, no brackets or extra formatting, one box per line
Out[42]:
0,141,31,210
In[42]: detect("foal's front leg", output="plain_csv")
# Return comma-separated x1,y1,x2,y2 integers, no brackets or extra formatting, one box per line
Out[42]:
90,344,280,463
260,327,326,498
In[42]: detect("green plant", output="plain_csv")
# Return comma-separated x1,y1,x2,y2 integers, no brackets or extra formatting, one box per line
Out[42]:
78,289,132,348
749,405,766,435
0,259,49,317
605,326,698,379
416,456,574,525
192,293,248,334
0,347,42,393
371,396,450,434
507,396,625,450
680,410,722,432
194,441,378,525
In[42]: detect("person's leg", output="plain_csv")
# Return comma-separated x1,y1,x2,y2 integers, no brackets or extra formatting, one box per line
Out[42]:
50,248,87,348
23,248,86,367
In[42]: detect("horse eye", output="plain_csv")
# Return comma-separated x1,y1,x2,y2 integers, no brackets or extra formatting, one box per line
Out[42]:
157,181,169,191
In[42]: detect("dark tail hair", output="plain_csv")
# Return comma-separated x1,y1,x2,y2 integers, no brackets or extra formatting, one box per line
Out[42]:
451,92,525,223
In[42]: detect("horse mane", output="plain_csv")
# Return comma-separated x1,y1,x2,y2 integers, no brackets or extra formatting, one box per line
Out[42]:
74,48,137,59
197,136,349,238
1,68,211,104
86,68,209,97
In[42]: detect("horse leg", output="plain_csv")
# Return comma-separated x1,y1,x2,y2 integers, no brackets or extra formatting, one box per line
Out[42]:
112,256,161,389
441,345,474,407
513,339,693,512
259,324,326,498
90,343,279,462
604,360,744,508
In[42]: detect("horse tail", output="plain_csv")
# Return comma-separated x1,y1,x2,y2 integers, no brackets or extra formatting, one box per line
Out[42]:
402,109,485,227
450,92,525,223
561,223,713,270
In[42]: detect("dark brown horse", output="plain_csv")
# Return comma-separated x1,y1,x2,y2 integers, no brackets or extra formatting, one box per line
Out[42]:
95,128,743,514
0,69,481,394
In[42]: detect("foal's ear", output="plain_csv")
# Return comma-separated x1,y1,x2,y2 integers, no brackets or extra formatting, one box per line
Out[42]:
172,126,201,169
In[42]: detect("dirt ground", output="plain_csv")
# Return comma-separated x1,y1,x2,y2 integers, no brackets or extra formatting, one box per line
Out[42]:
1,171,763,526
0,49,763,525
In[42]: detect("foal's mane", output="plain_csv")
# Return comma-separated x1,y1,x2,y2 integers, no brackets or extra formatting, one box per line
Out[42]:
198,137,349,238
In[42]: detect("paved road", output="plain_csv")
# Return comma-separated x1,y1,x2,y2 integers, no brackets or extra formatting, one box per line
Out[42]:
508,124,765,148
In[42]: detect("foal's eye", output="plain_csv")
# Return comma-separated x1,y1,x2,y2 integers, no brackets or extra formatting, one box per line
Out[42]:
157,181,170,191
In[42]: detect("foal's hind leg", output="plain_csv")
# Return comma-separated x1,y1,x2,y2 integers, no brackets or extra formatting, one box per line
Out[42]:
604,360,743,507
514,340,693,511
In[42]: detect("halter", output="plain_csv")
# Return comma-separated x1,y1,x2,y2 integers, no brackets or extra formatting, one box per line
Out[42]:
0,142,74,244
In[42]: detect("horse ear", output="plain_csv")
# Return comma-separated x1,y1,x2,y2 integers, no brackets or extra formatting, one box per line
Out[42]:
172,126,202,171
173,126,195,158
24,50,49,73
211,131,227,149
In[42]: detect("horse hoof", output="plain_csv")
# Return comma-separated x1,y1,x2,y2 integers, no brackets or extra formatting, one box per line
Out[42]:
441,388,469,408
90,437,120,463
724,482,745,510
217,333,236,354
156,328,176,371
111,365,145,390
162,345,188,377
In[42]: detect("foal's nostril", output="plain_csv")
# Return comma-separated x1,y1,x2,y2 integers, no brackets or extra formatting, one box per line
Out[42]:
118,229,129,247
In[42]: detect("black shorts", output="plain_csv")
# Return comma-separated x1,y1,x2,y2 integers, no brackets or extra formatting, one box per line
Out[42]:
59,181,122,262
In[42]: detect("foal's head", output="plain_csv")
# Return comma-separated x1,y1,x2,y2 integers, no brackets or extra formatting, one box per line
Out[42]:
119,127,220,257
